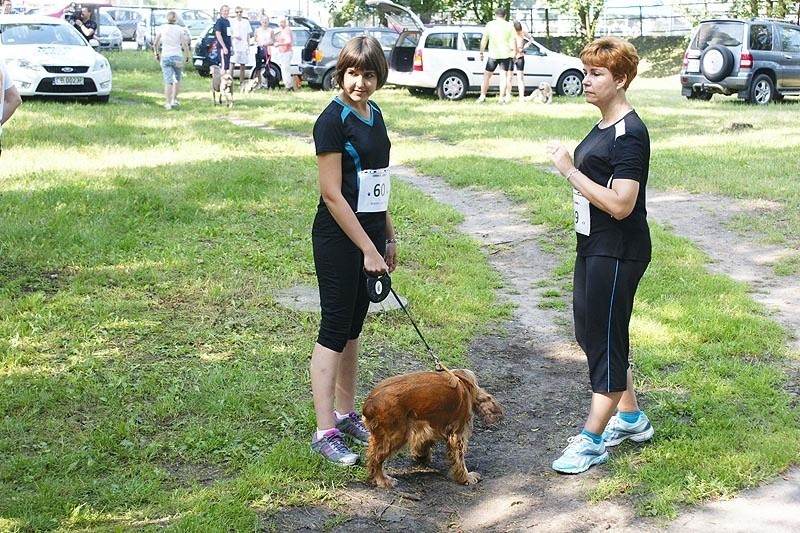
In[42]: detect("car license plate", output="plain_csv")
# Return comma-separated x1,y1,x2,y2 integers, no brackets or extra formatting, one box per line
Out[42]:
53,76,84,85
687,59,700,73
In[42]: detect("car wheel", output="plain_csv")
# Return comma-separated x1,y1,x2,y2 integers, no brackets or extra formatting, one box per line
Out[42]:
700,45,734,82
436,70,467,101
556,70,583,96
687,89,713,101
322,69,338,91
748,73,775,105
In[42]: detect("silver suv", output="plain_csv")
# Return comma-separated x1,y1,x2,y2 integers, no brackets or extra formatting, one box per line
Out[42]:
680,18,800,104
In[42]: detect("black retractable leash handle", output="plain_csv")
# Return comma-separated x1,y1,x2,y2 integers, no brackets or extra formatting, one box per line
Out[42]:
389,287,446,372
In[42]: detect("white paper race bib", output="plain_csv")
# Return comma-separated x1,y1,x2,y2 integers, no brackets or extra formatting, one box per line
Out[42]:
357,168,391,213
573,189,590,236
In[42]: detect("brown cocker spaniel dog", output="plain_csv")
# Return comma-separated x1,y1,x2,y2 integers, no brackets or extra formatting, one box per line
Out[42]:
362,368,504,488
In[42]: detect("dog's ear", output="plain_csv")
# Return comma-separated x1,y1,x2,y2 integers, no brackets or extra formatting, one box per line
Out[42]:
452,369,477,390
453,369,504,426
475,390,504,426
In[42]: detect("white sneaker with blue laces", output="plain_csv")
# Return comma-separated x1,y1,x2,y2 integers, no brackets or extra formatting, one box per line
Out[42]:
552,434,609,474
602,413,654,447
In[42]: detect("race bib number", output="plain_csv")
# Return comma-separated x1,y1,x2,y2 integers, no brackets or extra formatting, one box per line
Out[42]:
573,189,590,236
357,168,391,213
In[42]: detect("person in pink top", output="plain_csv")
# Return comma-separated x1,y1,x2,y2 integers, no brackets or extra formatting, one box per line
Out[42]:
274,16,295,91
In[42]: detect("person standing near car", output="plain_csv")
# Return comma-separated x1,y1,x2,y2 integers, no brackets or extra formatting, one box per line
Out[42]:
230,6,251,87
153,10,192,110
477,8,517,104
509,21,533,104
255,16,275,89
1,57,22,157
3,0,13,14
546,37,654,474
309,36,396,465
274,16,294,91
72,6,98,42
214,4,232,76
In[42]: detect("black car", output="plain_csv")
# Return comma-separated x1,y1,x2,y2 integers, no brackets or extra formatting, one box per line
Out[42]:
302,26,398,89
192,16,320,78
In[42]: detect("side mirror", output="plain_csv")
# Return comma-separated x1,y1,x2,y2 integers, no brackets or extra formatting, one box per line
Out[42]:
89,38,100,47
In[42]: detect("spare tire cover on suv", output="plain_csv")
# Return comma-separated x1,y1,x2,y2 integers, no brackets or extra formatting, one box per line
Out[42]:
700,44,735,82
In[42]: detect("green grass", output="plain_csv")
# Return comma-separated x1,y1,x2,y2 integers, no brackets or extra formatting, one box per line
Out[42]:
1,50,798,529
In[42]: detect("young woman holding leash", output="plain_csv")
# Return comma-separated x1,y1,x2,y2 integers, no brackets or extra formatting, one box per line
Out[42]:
309,35,397,466
547,36,654,474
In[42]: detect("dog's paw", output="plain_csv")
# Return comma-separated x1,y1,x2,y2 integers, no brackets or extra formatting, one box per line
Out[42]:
374,474,398,489
464,471,481,485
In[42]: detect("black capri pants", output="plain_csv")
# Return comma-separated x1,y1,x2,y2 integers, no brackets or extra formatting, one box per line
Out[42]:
573,255,648,393
313,224,386,353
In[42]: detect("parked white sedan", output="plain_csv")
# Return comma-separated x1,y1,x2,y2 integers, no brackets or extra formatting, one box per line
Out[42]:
0,14,112,102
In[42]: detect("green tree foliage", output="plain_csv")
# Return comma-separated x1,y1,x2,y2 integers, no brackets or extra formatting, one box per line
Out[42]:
332,0,458,25
451,0,512,24
729,0,794,18
549,0,605,43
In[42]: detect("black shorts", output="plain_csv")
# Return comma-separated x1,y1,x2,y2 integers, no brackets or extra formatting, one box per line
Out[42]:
513,56,525,71
573,255,648,393
485,57,513,72
312,221,386,353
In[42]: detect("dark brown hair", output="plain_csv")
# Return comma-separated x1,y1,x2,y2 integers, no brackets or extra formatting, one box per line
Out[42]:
334,35,389,89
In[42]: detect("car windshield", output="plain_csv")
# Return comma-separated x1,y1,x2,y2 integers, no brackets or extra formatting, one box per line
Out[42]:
99,13,114,26
693,22,743,49
0,22,87,46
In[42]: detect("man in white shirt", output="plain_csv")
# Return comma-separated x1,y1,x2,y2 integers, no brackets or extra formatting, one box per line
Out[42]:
1,58,23,157
229,6,252,87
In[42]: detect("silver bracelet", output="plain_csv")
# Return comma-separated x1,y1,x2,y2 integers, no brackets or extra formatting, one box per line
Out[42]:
566,168,580,181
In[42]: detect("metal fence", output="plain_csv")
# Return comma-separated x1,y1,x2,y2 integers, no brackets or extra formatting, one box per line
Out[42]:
513,5,694,39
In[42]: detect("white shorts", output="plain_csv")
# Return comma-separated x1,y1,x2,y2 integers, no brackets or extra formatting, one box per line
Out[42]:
231,50,249,66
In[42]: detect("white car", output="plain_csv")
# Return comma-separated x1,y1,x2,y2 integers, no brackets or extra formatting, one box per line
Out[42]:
0,14,112,102
97,11,122,51
367,0,584,101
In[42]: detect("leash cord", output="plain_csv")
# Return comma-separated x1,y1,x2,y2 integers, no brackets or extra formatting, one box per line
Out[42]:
389,287,444,371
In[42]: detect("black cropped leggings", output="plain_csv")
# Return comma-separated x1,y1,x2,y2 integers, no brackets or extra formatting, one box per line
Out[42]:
312,229,385,353
573,255,648,393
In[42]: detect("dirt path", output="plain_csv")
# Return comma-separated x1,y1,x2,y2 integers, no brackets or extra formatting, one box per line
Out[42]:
267,164,799,532
245,118,799,531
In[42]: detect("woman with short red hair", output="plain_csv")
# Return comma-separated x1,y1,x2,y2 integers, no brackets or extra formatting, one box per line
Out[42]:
547,37,654,474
